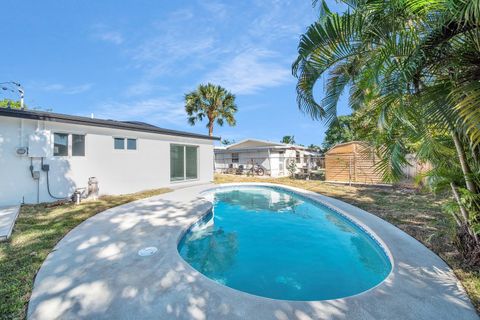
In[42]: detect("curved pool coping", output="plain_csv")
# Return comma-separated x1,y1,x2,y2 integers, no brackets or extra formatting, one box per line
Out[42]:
28,183,479,320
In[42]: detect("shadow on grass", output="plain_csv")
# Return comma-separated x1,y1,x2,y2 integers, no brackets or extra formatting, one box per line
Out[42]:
0,188,170,320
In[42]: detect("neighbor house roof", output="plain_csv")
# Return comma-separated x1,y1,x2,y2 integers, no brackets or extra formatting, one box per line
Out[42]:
0,108,220,140
219,139,307,151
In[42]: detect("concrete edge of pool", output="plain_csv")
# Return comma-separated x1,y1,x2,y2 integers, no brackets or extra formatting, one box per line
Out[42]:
27,183,479,320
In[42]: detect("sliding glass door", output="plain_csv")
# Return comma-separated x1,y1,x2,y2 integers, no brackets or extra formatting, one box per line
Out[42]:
170,144,198,181
185,146,198,180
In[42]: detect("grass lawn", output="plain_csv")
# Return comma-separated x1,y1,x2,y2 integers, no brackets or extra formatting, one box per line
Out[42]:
0,188,170,320
214,174,480,313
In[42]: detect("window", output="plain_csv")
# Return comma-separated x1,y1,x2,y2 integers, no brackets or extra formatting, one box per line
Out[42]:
54,133,85,157
296,151,301,163
53,133,68,156
170,145,185,181
114,137,137,150
232,152,239,163
185,146,198,179
72,134,85,156
170,144,198,181
114,138,125,150
127,138,137,150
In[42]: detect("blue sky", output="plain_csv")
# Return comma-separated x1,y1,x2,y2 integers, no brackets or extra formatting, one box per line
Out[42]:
0,0,349,146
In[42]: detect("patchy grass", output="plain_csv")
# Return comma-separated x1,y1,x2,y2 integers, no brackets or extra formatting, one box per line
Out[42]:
0,188,170,320
215,174,480,312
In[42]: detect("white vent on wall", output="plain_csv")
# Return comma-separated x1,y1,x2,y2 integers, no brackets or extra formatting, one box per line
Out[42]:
16,147,28,156
28,130,51,157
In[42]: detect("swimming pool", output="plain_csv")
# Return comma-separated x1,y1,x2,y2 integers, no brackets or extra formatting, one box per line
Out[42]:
178,186,392,301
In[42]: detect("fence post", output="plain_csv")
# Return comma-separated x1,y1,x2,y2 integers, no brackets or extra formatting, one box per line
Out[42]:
349,155,352,186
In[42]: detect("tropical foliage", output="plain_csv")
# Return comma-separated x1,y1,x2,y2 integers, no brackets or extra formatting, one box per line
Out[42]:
0,99,23,109
185,83,237,137
221,138,235,146
293,0,480,264
307,143,323,152
281,135,296,144
322,115,358,150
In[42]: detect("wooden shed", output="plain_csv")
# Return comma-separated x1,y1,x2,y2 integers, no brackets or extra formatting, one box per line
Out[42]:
325,141,384,184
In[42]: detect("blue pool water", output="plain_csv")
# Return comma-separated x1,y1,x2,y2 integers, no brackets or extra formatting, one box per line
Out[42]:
178,186,391,301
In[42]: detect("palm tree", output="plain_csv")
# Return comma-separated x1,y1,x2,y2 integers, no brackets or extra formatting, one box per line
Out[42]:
281,135,295,144
293,0,480,262
185,83,238,136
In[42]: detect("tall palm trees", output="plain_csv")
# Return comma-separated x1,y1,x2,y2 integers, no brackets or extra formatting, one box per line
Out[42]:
293,0,480,262
185,83,238,137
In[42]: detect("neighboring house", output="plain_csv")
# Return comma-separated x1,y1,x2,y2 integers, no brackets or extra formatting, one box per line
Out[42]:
214,139,321,177
0,108,218,206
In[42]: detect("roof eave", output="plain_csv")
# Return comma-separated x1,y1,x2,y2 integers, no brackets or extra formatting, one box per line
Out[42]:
0,108,220,141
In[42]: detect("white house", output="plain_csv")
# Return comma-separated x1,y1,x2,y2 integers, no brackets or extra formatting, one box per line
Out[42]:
0,108,218,206
214,139,322,177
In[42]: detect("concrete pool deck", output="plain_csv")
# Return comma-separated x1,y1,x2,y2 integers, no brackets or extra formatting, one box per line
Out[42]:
28,183,479,320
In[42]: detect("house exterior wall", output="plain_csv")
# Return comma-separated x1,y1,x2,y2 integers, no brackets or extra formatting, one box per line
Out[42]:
0,116,214,206
214,149,270,173
214,148,313,177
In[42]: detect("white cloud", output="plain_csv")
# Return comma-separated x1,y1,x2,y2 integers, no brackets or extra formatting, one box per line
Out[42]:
204,49,291,94
199,0,228,19
91,24,124,45
96,31,124,45
123,82,172,97
95,96,187,126
247,0,313,42
131,26,216,77
36,83,93,95
121,0,313,96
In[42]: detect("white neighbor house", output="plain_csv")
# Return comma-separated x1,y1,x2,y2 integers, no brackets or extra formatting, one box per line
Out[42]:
214,139,321,177
0,108,218,206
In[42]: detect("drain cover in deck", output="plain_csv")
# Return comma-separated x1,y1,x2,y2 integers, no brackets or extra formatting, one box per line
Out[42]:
138,247,158,257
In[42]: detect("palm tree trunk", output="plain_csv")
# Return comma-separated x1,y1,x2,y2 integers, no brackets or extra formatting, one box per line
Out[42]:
451,130,477,193
450,132,480,245
208,119,214,137
450,182,469,225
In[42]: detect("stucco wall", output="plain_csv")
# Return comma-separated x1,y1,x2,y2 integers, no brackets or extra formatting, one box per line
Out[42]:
0,116,214,206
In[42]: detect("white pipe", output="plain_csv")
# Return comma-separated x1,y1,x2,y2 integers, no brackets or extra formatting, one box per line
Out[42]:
20,119,24,146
